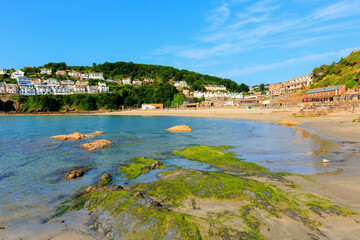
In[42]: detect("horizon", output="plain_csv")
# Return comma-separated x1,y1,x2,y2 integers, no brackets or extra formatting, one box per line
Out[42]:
1,0,360,85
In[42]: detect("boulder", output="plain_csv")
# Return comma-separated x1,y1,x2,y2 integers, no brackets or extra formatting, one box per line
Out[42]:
90,131,103,135
165,125,192,132
80,139,113,151
64,168,92,179
50,132,94,140
278,120,302,127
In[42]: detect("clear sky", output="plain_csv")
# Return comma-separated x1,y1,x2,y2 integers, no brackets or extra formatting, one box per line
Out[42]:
1,0,360,85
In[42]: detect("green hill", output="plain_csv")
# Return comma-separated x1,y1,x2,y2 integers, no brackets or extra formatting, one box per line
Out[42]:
311,50,360,89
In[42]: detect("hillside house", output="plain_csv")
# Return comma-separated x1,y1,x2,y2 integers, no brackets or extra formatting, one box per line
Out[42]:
40,68,52,75
0,69,7,75
68,71,81,78
11,70,25,79
0,82,6,93
205,85,226,91
43,78,60,86
174,81,188,88
303,85,345,102
35,85,53,95
73,85,87,93
56,70,67,76
132,79,142,86
17,77,33,86
81,73,89,79
52,86,72,95
284,74,313,92
6,84,18,94
89,72,104,80
60,80,74,85
144,78,154,83
87,85,99,94
19,86,36,95
122,78,131,85
98,82,110,93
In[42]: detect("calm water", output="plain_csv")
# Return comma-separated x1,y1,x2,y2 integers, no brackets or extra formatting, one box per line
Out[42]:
0,116,327,225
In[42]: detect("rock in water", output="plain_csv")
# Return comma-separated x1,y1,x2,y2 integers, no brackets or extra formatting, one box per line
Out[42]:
64,168,92,179
278,120,302,127
80,139,113,151
165,125,192,132
50,132,94,140
90,131,103,135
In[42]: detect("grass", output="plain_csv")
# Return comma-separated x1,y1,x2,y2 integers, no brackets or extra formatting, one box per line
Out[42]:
119,157,164,179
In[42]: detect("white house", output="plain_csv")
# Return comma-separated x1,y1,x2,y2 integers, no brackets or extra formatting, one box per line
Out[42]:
122,78,131,85
0,82,6,93
52,86,72,95
144,78,154,83
56,70,67,76
11,70,25,79
87,85,99,94
81,73,89,79
174,81,188,88
98,82,110,93
60,80,74,85
43,78,60,86
0,69,7,75
68,71,81,78
73,85,87,93
89,72,104,80
19,86,36,95
17,77,33,86
40,68,52,75
205,85,227,91
35,85,53,95
6,84,18,94
132,79,142,86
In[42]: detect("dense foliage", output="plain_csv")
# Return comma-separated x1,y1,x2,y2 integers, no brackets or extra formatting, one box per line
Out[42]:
312,50,360,89
17,83,178,112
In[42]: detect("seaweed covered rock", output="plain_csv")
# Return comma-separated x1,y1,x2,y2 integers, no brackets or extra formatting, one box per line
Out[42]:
80,139,113,151
165,125,192,132
64,167,92,179
120,157,164,179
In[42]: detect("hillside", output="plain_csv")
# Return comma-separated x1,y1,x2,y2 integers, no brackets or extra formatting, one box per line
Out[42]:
19,61,249,93
312,50,360,89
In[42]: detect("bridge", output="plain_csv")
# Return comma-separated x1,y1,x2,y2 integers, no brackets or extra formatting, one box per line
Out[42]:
0,95,19,112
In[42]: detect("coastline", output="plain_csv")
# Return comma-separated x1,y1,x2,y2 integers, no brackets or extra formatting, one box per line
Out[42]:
1,107,360,239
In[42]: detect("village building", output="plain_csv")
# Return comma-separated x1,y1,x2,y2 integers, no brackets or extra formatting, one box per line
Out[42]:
43,78,60,86
0,69,7,75
60,80,74,85
89,72,104,80
35,85,53,95
268,83,285,96
303,85,345,102
68,71,81,78
132,79,142,86
52,86,72,95
122,78,131,85
17,77,33,86
144,78,154,83
98,82,110,93
174,81,189,88
6,84,18,94
205,85,227,91
87,85,99,94
19,85,36,95
40,68,52,75
0,82,6,93
32,78,42,85
11,70,25,79
56,70,67,76
73,85,87,93
284,74,313,92
81,73,89,79
141,104,163,110
105,79,113,83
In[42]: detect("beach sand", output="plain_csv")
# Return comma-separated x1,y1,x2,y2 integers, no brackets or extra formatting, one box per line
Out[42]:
2,107,360,239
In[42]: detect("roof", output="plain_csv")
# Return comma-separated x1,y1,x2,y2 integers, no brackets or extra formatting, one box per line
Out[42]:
304,85,344,94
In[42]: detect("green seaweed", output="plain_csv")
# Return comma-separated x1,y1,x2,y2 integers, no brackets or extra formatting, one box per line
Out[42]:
119,157,164,179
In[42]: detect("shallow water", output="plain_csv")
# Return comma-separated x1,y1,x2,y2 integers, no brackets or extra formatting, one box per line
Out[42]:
0,115,328,225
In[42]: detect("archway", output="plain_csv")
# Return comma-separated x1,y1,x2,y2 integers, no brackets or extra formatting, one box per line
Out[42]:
4,100,16,112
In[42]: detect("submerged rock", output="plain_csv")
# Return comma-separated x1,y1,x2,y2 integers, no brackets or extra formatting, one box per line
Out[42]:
64,168,92,179
80,139,113,151
90,131,103,135
165,125,192,132
278,120,302,127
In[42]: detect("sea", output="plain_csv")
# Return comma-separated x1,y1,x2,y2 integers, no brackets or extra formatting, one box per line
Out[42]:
0,115,331,226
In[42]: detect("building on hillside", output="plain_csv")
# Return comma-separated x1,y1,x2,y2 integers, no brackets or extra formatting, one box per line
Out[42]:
122,78,131,85
73,85,87,93
43,78,60,86
173,81,189,88
19,86,36,95
60,80,74,85
81,73,89,79
56,70,67,76
6,84,18,94
11,70,25,79
98,82,110,93
106,79,113,83
52,86,72,95
204,85,226,91
303,85,345,102
284,74,313,92
89,72,104,80
68,71,81,78
87,85,99,94
32,78,42,85
17,77,33,86
132,79,142,86
144,78,154,83
75,80,89,86
0,82,6,93
35,85,53,95
0,69,7,75
268,83,285,96
40,68,52,75
141,104,163,110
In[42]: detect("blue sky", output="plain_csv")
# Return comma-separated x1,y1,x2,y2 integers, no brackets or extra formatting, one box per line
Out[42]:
1,0,360,85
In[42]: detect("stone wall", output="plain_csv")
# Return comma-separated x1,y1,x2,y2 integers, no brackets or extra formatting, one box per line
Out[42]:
298,101,360,115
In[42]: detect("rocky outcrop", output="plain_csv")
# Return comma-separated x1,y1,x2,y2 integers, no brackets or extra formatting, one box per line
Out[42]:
165,125,192,132
50,131,103,140
64,168,92,179
278,120,302,127
80,139,113,151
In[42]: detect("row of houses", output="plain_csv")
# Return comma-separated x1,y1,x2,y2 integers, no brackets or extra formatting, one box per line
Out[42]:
268,74,313,96
193,91,243,99
0,78,110,95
